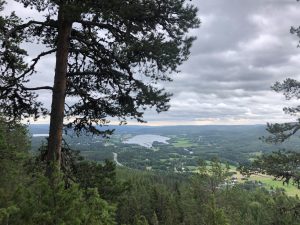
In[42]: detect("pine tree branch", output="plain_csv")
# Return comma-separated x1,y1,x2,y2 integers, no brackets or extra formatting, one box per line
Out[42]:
22,86,53,91
74,20,129,38
15,48,57,81
4,20,57,46
69,32,134,80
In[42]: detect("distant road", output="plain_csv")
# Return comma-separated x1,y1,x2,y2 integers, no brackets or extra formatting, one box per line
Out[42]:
113,152,123,166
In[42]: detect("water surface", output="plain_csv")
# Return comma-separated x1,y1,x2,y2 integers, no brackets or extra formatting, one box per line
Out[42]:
32,134,49,137
123,134,170,148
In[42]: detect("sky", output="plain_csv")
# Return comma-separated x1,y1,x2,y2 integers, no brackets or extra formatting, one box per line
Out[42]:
5,0,300,126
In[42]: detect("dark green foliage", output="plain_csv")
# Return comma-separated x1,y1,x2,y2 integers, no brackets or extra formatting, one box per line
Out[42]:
115,166,300,225
0,118,30,209
6,173,116,225
196,158,231,194
74,160,129,202
150,212,159,225
218,187,300,225
29,142,128,202
0,119,116,225
133,216,149,225
187,159,231,225
202,196,230,225
26,142,84,185
116,169,187,225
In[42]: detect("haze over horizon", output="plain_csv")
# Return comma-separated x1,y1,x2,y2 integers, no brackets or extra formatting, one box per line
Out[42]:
6,0,300,126
28,121,267,127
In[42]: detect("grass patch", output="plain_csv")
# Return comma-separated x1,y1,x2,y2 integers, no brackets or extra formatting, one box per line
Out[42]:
231,168,300,196
173,138,195,148
247,175,300,196
195,164,300,196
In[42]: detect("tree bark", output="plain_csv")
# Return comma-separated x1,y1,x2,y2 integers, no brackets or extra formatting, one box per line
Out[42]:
47,7,72,172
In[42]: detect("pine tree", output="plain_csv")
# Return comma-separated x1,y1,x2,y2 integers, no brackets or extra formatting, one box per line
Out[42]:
0,0,200,169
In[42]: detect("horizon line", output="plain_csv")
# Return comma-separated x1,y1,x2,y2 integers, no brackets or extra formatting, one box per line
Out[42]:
27,123,267,127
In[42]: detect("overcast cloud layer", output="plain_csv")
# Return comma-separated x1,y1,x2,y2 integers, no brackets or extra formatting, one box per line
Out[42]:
5,0,300,125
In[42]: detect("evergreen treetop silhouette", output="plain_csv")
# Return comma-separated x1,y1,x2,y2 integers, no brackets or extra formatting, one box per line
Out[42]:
0,0,200,167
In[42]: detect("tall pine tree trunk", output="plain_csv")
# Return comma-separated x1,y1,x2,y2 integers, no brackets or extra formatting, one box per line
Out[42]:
47,7,72,172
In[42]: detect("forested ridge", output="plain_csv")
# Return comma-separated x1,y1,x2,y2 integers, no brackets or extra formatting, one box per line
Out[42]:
1,120,300,225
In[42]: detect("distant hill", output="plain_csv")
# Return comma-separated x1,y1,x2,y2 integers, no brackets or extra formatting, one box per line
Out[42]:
29,124,267,135
28,124,300,169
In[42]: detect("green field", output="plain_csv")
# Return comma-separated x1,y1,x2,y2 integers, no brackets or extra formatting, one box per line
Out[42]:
229,165,300,196
172,138,196,147
247,174,300,196
214,165,300,196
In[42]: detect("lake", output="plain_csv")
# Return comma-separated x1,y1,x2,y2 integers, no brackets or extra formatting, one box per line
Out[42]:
123,134,170,148
32,134,49,137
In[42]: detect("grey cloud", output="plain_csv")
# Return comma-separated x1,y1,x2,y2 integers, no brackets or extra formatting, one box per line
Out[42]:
5,0,300,125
